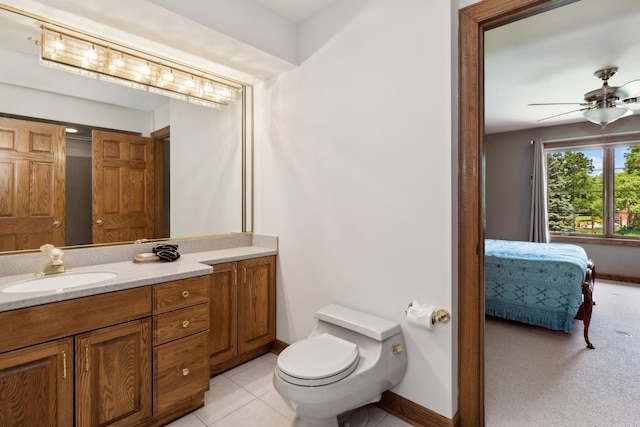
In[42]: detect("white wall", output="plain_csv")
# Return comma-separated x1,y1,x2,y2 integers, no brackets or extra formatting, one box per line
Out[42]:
170,99,244,237
255,0,456,418
0,82,152,134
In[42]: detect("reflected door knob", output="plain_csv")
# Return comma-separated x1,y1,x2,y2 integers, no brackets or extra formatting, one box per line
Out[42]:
96,219,104,226
53,220,61,229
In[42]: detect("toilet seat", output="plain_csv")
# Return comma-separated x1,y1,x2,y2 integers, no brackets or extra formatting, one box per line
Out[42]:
276,333,359,386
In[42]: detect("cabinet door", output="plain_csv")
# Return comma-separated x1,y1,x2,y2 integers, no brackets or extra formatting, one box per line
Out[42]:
209,262,238,365
0,338,73,427
238,256,276,354
75,318,152,427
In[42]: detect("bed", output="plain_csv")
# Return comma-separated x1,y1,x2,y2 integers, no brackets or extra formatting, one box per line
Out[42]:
485,239,596,348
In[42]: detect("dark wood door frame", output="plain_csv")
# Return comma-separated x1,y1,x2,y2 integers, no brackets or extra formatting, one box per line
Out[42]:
458,1,577,425
151,126,170,239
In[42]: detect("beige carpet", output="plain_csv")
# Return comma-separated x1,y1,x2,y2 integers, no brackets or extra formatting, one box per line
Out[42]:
485,279,640,427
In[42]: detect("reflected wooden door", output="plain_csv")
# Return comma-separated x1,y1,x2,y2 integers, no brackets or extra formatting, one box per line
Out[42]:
0,117,65,251
92,130,155,243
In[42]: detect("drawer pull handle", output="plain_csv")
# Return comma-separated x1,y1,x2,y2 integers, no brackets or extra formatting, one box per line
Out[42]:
62,351,67,379
182,320,190,328
181,290,190,298
182,368,190,376
84,345,89,372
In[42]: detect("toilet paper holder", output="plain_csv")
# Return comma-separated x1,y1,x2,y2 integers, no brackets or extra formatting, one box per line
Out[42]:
405,301,451,325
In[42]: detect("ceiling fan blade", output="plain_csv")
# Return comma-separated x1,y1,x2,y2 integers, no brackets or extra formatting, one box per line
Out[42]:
612,79,640,101
528,102,589,106
537,108,586,122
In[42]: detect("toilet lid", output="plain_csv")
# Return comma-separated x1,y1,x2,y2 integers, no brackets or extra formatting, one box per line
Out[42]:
277,333,359,386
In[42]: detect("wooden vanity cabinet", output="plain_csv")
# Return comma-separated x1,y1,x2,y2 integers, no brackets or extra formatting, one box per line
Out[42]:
209,256,276,375
152,276,210,420
0,286,151,427
0,276,212,427
0,262,269,425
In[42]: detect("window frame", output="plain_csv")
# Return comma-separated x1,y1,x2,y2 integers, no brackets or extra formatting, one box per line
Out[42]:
544,131,640,247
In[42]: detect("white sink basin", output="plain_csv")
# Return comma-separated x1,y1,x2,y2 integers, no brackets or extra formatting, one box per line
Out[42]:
1,272,117,293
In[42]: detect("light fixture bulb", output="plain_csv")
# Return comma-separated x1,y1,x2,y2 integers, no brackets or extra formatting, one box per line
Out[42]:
86,46,98,61
162,70,174,82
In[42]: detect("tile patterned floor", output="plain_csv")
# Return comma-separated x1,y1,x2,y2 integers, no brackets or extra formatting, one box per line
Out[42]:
167,352,413,427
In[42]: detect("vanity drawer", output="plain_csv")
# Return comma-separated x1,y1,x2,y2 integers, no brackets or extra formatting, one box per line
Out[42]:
153,275,209,314
153,303,209,345
153,331,209,413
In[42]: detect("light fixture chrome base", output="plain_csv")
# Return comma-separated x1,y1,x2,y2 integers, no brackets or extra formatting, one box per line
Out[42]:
594,67,618,82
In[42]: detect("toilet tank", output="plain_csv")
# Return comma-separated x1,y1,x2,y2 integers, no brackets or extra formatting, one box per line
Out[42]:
314,304,402,341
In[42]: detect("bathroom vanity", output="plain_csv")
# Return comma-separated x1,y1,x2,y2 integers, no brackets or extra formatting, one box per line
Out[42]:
0,236,277,426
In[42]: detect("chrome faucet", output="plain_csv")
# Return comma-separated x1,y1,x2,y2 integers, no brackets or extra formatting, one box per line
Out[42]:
36,244,68,276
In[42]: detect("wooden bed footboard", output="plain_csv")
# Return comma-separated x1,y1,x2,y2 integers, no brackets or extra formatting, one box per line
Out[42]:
574,260,596,349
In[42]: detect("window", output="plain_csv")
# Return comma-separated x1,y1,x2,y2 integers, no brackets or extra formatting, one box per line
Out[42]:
546,139,640,239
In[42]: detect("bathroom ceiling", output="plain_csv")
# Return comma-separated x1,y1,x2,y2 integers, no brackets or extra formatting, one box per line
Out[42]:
3,0,640,135
259,0,640,134
254,0,341,23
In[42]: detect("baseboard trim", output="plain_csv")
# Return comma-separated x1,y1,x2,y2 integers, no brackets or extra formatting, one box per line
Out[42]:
597,272,640,285
376,391,458,427
270,339,288,355
270,340,457,427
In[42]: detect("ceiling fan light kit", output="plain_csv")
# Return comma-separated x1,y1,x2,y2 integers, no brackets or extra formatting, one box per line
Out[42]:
530,66,640,128
583,105,632,127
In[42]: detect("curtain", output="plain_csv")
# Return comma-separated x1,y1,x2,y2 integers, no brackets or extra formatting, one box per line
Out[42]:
530,139,550,242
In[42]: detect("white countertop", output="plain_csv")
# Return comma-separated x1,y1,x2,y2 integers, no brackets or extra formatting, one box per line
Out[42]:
0,245,277,312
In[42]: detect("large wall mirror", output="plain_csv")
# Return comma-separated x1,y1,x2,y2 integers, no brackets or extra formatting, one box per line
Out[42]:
0,5,253,255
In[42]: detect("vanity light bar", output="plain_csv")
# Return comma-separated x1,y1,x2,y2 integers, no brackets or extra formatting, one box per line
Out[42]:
39,25,240,107
98,74,147,91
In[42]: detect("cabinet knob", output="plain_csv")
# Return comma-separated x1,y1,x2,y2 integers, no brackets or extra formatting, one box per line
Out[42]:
181,290,190,298
182,368,190,376
182,320,190,328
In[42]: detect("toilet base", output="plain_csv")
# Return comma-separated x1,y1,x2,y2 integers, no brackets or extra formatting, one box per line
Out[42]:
290,406,371,427
338,407,369,427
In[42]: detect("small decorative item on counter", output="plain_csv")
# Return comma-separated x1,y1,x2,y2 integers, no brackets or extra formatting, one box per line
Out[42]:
133,252,159,263
152,244,181,262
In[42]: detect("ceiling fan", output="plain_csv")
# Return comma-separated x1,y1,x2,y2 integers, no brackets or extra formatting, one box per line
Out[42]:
529,67,640,127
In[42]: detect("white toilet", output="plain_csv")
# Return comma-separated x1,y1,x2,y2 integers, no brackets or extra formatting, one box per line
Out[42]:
273,304,407,427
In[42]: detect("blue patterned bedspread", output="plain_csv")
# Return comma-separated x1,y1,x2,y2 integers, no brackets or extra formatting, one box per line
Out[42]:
485,239,589,333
